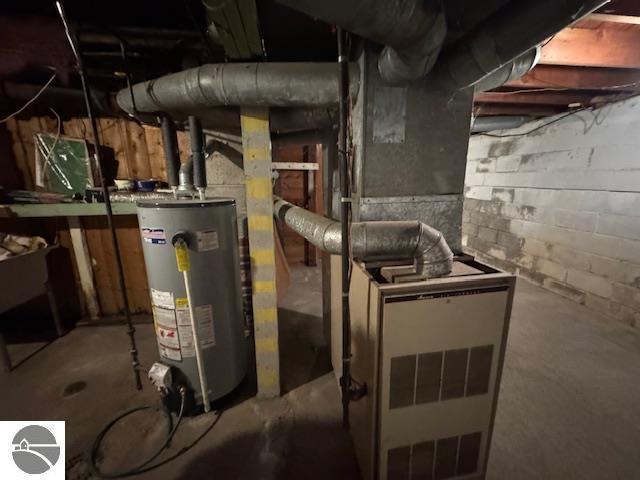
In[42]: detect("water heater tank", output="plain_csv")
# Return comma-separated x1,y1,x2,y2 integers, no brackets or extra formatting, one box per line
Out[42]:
137,199,249,404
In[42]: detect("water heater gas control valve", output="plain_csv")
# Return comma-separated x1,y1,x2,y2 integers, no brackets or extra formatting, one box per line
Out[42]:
148,362,173,392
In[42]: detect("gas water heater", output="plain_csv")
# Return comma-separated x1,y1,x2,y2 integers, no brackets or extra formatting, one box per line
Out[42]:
137,199,249,409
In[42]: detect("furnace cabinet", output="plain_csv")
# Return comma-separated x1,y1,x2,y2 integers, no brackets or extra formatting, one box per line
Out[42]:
331,257,515,480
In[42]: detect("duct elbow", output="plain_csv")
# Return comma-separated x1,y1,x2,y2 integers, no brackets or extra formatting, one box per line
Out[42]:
377,5,447,84
414,222,454,277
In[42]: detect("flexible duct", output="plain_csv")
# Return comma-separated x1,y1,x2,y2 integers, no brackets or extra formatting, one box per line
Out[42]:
277,0,446,84
434,0,607,90
274,198,453,277
474,48,540,92
471,115,530,134
116,63,359,114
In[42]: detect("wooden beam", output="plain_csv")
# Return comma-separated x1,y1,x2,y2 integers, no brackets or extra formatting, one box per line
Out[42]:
505,65,640,91
475,91,603,106
68,216,101,321
540,24,640,68
241,106,280,399
473,104,566,117
589,13,640,25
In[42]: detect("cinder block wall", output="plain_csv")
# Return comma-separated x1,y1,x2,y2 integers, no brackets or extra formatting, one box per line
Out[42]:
464,97,640,327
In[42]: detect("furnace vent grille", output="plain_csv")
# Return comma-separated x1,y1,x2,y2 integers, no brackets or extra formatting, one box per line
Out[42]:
387,432,482,480
389,345,494,409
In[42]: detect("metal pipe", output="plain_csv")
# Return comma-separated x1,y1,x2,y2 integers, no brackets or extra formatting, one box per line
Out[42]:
178,160,194,193
277,0,446,84
471,115,531,134
337,28,352,431
273,198,454,277
189,116,207,200
116,63,360,115
174,238,210,413
473,48,540,92
160,116,181,191
56,0,142,391
434,0,608,90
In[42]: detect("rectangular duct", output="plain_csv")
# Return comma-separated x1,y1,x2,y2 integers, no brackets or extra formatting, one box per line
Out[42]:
343,46,473,252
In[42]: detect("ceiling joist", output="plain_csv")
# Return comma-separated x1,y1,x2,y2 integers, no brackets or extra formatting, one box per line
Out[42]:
540,23,640,69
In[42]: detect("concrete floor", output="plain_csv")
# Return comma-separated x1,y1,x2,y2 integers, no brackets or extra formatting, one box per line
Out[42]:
1,265,640,479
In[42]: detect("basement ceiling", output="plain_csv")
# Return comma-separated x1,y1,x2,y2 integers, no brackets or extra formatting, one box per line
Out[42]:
1,1,639,121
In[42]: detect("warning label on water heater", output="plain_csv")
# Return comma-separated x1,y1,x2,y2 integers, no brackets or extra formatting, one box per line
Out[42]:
196,230,219,252
176,303,216,357
156,324,182,361
151,288,174,310
141,227,166,245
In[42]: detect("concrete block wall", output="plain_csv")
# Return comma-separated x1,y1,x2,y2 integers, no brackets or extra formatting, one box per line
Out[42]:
464,97,640,327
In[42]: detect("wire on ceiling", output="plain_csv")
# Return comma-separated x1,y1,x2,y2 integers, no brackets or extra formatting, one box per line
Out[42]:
0,70,57,124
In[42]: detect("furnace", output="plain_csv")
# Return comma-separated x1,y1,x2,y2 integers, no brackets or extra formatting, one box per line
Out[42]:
331,258,515,480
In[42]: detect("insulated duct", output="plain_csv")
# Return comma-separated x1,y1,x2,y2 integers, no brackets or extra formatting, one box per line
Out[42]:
116,63,359,115
277,0,447,84
274,198,453,277
434,0,608,90
474,48,540,92
471,115,530,133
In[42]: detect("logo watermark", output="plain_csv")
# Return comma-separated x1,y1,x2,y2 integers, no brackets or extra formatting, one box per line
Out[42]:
1,422,64,479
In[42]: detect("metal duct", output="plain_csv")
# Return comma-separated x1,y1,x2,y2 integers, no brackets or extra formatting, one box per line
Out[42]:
471,115,531,134
274,198,453,277
474,47,540,92
277,0,446,84
116,63,359,114
434,0,608,90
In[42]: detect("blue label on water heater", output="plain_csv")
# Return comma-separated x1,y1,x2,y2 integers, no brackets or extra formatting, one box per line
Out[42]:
142,227,166,245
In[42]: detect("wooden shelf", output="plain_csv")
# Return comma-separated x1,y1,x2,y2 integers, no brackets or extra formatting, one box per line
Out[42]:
0,202,137,218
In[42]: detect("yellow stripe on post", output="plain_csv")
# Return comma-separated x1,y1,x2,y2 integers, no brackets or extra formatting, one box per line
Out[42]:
256,366,279,387
244,147,271,161
248,216,273,231
241,115,269,133
255,337,278,353
252,249,275,266
254,280,276,293
246,178,272,199
254,307,277,325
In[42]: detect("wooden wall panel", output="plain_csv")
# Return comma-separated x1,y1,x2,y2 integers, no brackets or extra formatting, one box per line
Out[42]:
2,115,172,316
2,115,322,316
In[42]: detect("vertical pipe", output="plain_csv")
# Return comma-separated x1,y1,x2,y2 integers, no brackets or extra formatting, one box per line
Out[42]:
179,255,211,413
55,1,141,390
189,116,207,200
160,116,181,195
337,28,352,431
302,145,311,266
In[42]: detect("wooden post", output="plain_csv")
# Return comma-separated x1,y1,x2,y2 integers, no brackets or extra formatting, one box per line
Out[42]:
241,107,280,398
68,216,101,321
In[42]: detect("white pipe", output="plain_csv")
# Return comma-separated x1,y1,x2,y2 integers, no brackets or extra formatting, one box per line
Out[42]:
179,246,211,413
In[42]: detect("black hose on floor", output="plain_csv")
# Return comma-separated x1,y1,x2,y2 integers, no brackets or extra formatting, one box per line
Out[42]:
90,391,186,478
89,389,225,479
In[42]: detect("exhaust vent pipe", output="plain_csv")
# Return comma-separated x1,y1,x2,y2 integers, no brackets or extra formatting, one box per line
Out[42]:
277,0,447,84
116,63,359,115
434,0,607,90
274,198,453,277
160,116,181,191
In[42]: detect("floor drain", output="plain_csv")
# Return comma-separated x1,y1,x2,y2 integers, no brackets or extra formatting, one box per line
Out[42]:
62,381,87,397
